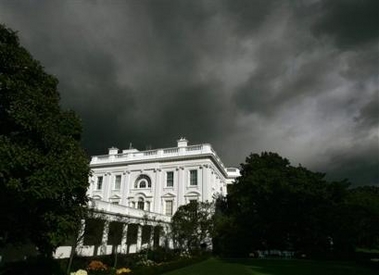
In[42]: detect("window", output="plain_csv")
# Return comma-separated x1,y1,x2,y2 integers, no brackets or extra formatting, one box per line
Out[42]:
165,201,173,216
96,176,103,190
139,180,147,188
114,175,121,190
189,199,197,204
166,171,174,187
134,175,152,188
190,170,198,186
137,198,144,210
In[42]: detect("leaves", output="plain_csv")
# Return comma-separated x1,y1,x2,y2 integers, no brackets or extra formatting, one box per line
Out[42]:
171,201,214,254
0,24,90,256
214,151,379,257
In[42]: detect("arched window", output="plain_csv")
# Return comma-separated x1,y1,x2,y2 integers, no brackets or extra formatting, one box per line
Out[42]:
134,175,152,188
139,180,147,188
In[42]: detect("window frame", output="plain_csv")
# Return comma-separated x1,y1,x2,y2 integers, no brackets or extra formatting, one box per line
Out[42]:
114,175,121,190
189,170,198,186
165,200,173,216
96,176,103,190
137,198,144,210
134,175,152,189
166,171,174,187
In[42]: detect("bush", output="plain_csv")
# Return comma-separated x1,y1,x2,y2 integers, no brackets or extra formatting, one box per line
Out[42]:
0,256,65,275
131,254,209,275
143,247,181,263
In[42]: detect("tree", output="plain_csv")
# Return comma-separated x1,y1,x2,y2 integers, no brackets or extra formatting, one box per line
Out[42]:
171,201,214,254
214,152,354,257
345,186,379,249
0,24,90,257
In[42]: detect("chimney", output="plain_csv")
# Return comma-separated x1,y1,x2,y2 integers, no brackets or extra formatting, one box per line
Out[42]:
177,137,188,147
108,147,119,155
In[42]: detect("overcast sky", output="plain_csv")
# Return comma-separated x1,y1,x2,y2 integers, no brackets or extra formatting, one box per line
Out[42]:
1,0,378,186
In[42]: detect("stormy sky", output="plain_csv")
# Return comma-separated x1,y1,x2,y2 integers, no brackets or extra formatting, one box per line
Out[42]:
1,0,378,186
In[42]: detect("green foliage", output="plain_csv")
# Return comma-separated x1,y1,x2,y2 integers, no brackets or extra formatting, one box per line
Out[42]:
107,221,123,246
345,186,379,249
131,255,209,275
0,24,90,256
83,219,104,246
0,256,66,275
160,258,379,275
214,152,378,258
171,201,214,254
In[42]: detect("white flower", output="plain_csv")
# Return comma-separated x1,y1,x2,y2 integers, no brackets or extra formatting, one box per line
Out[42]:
71,269,88,275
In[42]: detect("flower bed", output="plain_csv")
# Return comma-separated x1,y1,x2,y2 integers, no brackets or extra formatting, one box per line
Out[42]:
68,251,209,275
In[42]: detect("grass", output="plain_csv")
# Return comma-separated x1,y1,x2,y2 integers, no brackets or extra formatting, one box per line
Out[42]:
162,257,378,275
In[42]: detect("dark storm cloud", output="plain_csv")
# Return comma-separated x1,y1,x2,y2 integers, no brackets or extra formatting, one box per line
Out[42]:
221,0,275,36
354,93,379,130
321,138,379,186
312,0,379,49
0,0,377,185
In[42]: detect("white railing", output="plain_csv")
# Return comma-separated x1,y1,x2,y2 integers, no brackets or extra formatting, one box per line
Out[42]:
92,144,214,163
186,145,203,151
90,200,171,223
90,143,232,175
144,150,158,156
163,148,179,154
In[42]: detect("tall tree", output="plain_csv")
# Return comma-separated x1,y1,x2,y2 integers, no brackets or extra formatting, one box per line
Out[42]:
0,24,90,256
215,152,354,257
171,201,214,254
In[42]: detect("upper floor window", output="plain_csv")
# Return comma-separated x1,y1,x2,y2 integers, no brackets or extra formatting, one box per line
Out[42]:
96,176,103,190
134,174,152,189
190,170,198,186
166,171,174,187
114,175,121,190
139,180,147,188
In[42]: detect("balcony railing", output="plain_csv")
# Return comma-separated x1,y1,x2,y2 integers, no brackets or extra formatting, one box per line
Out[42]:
90,143,233,175
90,200,171,223
93,144,213,163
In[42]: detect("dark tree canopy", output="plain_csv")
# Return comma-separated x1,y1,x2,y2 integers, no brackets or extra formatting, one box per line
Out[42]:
171,201,214,254
213,152,379,258
0,25,90,256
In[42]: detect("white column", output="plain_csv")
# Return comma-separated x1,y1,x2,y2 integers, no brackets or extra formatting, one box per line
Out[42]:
149,226,154,249
87,176,94,197
201,165,207,201
121,171,130,205
121,223,128,254
175,167,180,209
166,225,174,249
104,172,112,201
205,166,212,202
154,169,161,213
178,167,185,207
136,224,142,252
159,226,166,247
99,220,110,255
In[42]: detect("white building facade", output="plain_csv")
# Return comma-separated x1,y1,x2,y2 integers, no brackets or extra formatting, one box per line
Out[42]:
88,138,240,216
54,139,239,258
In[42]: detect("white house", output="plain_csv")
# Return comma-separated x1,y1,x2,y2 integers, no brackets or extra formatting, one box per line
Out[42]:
88,138,240,215
54,138,239,258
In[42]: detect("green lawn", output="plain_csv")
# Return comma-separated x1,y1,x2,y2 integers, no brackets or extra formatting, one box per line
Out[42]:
163,258,377,275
